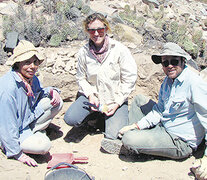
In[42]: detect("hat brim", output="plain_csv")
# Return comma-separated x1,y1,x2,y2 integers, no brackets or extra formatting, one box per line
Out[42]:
151,53,189,64
10,50,44,65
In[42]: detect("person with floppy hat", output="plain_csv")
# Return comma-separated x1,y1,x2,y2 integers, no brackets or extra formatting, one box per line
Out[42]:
0,40,63,167
102,42,207,179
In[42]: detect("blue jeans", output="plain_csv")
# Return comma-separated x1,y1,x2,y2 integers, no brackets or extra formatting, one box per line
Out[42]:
64,93,128,139
122,94,193,159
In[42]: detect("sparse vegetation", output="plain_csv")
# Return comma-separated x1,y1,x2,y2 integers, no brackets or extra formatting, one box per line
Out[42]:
1,0,207,65
2,0,91,47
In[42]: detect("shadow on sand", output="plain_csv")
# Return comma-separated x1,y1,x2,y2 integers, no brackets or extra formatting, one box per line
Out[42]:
64,112,105,143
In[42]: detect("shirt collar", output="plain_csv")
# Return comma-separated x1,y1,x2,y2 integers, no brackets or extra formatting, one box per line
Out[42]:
166,65,188,84
10,68,22,83
176,65,188,83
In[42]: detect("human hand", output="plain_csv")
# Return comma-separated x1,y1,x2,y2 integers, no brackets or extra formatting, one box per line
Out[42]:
50,89,61,107
18,153,38,167
118,123,138,138
88,94,99,111
104,103,119,116
191,156,207,180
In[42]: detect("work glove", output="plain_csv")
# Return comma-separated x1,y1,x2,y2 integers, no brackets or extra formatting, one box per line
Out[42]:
18,153,38,167
118,123,138,138
191,156,207,180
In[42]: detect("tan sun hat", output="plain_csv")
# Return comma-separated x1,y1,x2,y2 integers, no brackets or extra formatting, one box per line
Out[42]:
151,42,191,64
10,40,44,65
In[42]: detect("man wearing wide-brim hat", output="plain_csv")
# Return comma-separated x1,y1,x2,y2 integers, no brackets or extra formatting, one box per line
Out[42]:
102,42,207,180
0,40,63,167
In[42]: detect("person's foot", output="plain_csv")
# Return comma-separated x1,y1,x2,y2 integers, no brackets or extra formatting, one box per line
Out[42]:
101,138,132,155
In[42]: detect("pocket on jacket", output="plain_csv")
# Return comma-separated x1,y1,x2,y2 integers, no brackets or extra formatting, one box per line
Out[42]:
108,63,120,80
169,97,186,112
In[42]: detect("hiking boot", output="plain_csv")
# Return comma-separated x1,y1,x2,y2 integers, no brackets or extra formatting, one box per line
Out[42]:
101,138,131,155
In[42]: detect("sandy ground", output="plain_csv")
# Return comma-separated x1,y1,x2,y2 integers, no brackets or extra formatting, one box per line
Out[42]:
0,0,205,178
0,100,204,180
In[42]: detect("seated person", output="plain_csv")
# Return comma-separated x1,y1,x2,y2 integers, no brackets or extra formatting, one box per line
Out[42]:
102,42,207,180
64,13,137,143
0,40,63,166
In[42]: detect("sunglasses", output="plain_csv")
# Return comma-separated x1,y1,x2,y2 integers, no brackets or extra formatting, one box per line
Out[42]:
87,27,105,34
161,59,180,67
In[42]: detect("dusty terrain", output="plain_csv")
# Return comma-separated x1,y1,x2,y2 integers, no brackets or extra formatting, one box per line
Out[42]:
0,99,204,180
0,0,207,179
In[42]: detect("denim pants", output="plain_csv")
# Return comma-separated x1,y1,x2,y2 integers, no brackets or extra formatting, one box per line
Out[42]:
122,94,193,159
64,93,128,139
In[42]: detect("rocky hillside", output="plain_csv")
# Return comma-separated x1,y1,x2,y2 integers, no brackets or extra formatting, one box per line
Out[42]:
0,0,207,102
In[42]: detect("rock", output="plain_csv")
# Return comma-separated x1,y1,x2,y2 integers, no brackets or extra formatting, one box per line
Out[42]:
202,31,207,42
113,23,143,44
54,58,65,70
0,15,4,41
65,59,77,72
142,0,160,8
68,7,81,19
0,2,17,15
164,6,177,20
4,31,19,53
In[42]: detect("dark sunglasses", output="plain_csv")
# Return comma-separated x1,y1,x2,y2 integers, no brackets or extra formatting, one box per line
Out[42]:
87,27,105,34
161,59,180,67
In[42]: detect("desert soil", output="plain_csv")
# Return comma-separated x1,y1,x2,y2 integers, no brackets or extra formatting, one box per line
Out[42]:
0,100,204,180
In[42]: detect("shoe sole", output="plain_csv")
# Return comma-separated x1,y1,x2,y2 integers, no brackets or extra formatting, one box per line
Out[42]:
101,138,131,155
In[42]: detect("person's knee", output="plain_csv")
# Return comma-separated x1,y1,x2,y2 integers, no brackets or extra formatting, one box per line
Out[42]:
34,140,51,154
122,131,137,147
20,133,51,155
105,117,128,140
122,130,147,148
134,94,149,107
64,109,82,127
64,99,90,127
50,98,63,115
56,98,63,112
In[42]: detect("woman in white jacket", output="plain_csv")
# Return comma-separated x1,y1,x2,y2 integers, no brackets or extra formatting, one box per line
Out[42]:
64,13,137,145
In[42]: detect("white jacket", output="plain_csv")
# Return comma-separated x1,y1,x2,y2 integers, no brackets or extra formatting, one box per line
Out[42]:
76,38,137,106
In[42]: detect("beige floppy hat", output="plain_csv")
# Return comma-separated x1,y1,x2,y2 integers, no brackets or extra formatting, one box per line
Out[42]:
10,40,44,65
151,42,191,64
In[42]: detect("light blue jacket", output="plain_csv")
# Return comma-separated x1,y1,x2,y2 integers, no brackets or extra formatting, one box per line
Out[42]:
0,69,51,157
138,66,207,154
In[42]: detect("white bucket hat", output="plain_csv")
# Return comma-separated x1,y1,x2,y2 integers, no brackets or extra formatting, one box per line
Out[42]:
10,40,44,65
151,42,191,64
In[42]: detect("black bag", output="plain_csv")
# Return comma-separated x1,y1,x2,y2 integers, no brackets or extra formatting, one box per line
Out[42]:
44,162,94,180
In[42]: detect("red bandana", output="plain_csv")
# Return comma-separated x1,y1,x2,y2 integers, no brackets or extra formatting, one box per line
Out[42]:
89,35,109,63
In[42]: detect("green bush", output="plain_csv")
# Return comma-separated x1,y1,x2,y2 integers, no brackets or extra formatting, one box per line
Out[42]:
170,21,178,33
49,33,63,47
2,0,87,47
